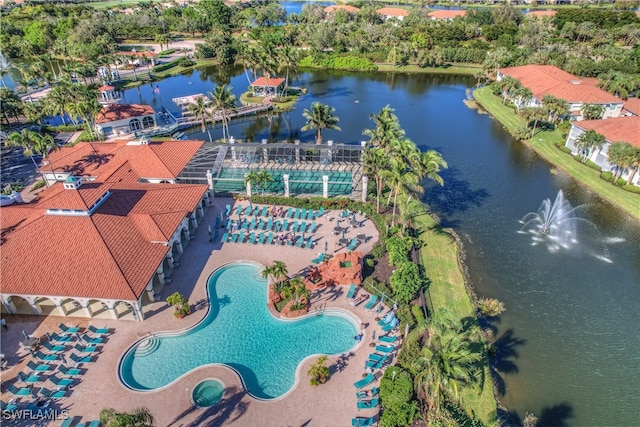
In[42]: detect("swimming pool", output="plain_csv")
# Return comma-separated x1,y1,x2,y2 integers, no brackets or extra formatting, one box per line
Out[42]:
213,168,353,196
119,262,358,399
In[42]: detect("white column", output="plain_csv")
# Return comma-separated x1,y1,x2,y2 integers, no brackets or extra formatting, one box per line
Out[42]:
262,139,268,162
190,213,197,230
145,281,156,301
361,175,368,202
361,141,367,160
133,300,144,321
156,265,166,285
206,170,214,191
182,228,190,241
246,173,252,198
295,139,300,162
327,140,333,162
176,241,184,254
53,301,65,316
323,175,329,198
1,297,16,314
83,303,93,318
283,174,290,198
197,205,204,217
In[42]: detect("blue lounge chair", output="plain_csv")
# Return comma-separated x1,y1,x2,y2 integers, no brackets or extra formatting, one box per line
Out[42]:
257,232,266,244
74,343,98,354
88,421,101,427
301,208,307,219
49,374,74,389
266,218,273,230
235,205,242,216
17,371,41,384
287,237,294,246
35,351,58,362
364,295,378,310
229,233,239,243
294,208,301,219
274,220,281,232
353,373,375,390
296,236,304,248
213,229,219,242
305,237,313,249
225,204,231,216
1,399,18,412
300,222,307,234
257,219,265,230
356,390,368,400
80,334,103,345
307,209,314,220
226,218,232,229
27,360,52,372
357,397,379,410
249,218,256,229
308,221,317,233
351,416,375,427
265,232,274,245
241,220,248,230
286,208,292,218
379,335,397,344
365,358,386,370
316,207,324,217
7,384,30,397
49,332,73,343
311,253,325,264
382,323,395,333
60,419,74,427
58,365,81,377
248,232,257,244
375,345,395,354
69,353,92,366
221,232,229,243
346,284,357,299
368,353,384,363
39,387,67,400
348,239,359,251
214,217,221,230
291,221,298,233
282,220,289,231
59,324,80,334
42,341,66,353
244,205,252,215
252,206,260,216
261,206,268,217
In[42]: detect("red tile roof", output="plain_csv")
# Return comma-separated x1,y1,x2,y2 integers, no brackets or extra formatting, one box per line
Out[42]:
96,104,156,124
250,77,285,88
119,51,158,58
324,5,360,13
377,7,408,17
34,181,113,211
429,10,467,20
527,10,556,18
498,65,623,105
574,116,640,148
623,98,640,116
98,85,115,91
46,140,204,181
0,182,208,300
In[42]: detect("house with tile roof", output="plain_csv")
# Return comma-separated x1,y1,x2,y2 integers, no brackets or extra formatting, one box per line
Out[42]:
497,65,624,121
377,7,409,21
428,10,467,20
40,139,204,186
249,76,285,97
324,5,360,14
622,98,640,117
95,104,157,138
0,176,210,320
565,116,640,186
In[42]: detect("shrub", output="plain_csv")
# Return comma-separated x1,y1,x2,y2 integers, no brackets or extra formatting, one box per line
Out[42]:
178,57,195,67
152,59,182,72
396,335,421,372
307,355,330,386
166,292,190,317
32,179,46,190
44,124,83,132
477,297,506,317
390,261,424,305
158,48,177,56
379,366,418,427
622,184,640,194
395,304,415,330
601,171,614,182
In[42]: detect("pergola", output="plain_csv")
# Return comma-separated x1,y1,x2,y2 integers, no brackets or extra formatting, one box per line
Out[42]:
178,140,368,200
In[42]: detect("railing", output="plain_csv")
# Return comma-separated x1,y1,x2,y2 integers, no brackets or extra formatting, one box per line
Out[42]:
175,104,273,126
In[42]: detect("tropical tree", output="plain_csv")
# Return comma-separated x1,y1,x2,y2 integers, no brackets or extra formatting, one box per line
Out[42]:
277,45,298,99
99,407,154,427
412,309,482,422
208,84,237,142
520,107,547,138
607,141,633,181
362,146,388,213
244,169,260,201
262,260,288,290
542,95,569,125
187,95,213,142
574,130,605,163
362,105,404,152
382,156,423,226
596,71,640,100
6,130,59,180
289,276,310,307
581,103,604,121
0,88,23,124
416,149,447,188
626,147,640,185
301,102,341,145
398,197,426,235
256,170,274,195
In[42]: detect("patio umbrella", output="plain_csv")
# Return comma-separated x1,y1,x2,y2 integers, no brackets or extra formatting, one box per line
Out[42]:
325,241,328,253
22,330,29,340
342,229,346,240
372,330,376,341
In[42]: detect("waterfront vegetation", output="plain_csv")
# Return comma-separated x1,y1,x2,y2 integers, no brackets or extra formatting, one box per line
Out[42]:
473,86,640,221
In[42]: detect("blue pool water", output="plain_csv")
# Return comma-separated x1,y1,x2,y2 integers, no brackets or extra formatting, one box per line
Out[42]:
119,263,358,399
214,168,353,196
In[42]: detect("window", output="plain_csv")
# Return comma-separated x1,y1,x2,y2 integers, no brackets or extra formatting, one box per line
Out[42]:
142,116,155,129
129,119,142,132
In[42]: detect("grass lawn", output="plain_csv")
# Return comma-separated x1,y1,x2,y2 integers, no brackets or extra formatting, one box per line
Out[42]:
376,62,482,76
414,211,497,426
473,86,640,221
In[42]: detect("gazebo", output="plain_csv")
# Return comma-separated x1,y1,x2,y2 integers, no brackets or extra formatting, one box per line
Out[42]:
98,85,118,104
249,76,285,97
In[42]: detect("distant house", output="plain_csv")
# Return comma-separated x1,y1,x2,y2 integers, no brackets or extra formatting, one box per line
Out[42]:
376,7,408,21
41,139,205,186
95,104,157,138
119,51,158,67
428,10,467,20
526,10,557,19
622,98,640,117
249,76,285,97
497,65,624,120
565,116,640,186
324,5,360,14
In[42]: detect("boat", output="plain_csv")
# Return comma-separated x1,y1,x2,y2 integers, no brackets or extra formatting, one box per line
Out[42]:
171,132,185,140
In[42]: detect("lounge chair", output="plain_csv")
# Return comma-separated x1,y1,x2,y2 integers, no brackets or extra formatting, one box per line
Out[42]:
261,206,268,217
379,335,397,344
364,295,378,310
39,387,68,400
382,323,395,333
49,332,73,343
348,239,359,251
1,399,18,412
265,232,274,245
266,218,273,230
255,219,264,230
244,205,252,215
257,232,266,244
225,204,231,216
7,384,30,397
229,233,239,243
74,343,98,354
287,237,294,246
299,222,307,234
35,351,58,363
282,220,289,231
365,358,386,370
60,419,75,427
305,237,313,249
351,417,375,427
221,232,229,243
241,220,248,230
215,217,221,229
307,209,314,220
311,253,325,264
27,360,52,372
308,222,317,233
249,218,256,229
355,390,368,400
49,374,74,389
357,397,379,410
69,353,92,366
301,208,307,219
316,207,324,217
367,353,384,363
375,345,395,354
274,220,281,232
59,324,80,334
291,221,299,233
42,341,66,353
350,293,369,307
286,208,292,218
235,205,242,216
58,364,81,377
17,371,41,384
296,236,304,248
252,206,260,216
346,284,357,299
247,232,256,244
353,373,375,390
294,208,301,219
213,230,219,242
80,334,103,345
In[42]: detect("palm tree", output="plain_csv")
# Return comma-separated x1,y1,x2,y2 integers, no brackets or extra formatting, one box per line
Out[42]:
520,107,547,138
626,147,640,186
542,95,568,125
187,95,213,142
574,130,605,163
607,141,632,181
417,149,447,187
412,309,482,421
244,169,260,201
208,84,237,142
6,130,59,182
382,157,423,227
581,103,604,120
100,407,154,427
262,261,288,291
277,45,298,99
256,170,274,194
362,146,388,213
289,276,310,307
362,105,404,152
398,197,426,234
301,102,341,145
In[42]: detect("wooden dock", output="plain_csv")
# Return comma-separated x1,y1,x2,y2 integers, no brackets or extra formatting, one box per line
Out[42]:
175,104,274,127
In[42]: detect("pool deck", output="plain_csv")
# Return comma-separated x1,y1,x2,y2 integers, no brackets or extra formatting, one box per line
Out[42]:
0,197,397,426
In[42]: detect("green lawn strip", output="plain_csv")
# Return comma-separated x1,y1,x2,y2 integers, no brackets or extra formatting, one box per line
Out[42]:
414,211,497,425
376,63,482,76
473,87,640,221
